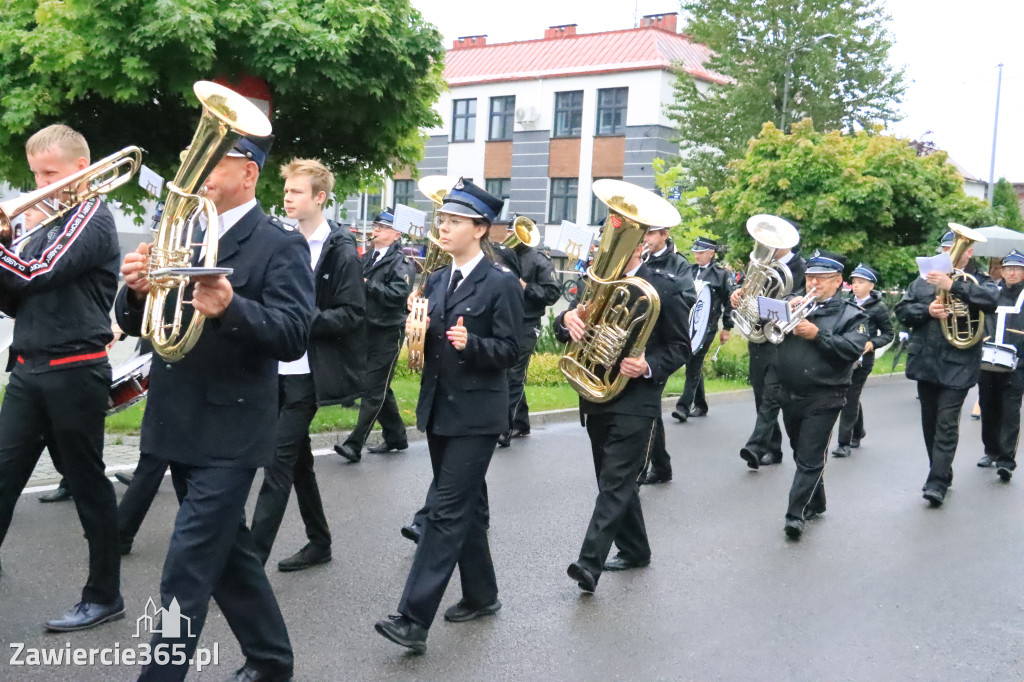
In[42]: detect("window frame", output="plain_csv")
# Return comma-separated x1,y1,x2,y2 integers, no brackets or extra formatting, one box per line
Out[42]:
485,178,511,204
595,87,628,136
488,95,516,141
392,179,414,207
451,98,477,142
553,91,584,138
548,177,579,223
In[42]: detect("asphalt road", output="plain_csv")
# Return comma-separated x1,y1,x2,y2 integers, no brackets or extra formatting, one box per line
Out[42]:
1,377,1023,681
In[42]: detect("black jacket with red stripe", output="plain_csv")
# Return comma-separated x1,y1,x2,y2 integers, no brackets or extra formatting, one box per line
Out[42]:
0,197,119,367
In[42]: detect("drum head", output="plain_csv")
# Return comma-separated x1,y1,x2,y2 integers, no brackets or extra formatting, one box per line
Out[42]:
688,284,713,354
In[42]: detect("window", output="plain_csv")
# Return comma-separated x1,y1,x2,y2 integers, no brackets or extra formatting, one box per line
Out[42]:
549,178,578,223
452,98,476,142
489,96,515,140
485,179,511,203
363,190,382,220
393,179,414,207
596,88,628,136
590,178,619,225
553,91,584,138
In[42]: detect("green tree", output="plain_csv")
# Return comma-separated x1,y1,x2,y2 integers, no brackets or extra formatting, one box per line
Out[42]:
992,177,1024,230
652,157,712,251
712,119,993,287
667,0,905,195
0,0,445,212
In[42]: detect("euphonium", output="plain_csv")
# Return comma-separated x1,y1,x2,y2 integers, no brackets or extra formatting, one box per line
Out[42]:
937,222,988,349
141,81,271,362
559,179,680,403
406,175,458,371
732,214,800,343
0,146,143,248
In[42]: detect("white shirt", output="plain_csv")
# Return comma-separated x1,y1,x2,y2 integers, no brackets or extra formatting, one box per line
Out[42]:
371,244,390,266
448,250,486,291
855,295,870,306
279,219,331,376
197,198,258,260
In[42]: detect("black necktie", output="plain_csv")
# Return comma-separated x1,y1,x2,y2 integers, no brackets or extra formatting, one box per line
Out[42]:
447,270,463,298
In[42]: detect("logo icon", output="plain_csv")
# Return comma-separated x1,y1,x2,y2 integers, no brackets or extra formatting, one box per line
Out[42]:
135,597,195,639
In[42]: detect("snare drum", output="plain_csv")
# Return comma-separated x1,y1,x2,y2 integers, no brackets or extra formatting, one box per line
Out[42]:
108,352,153,414
981,342,1018,373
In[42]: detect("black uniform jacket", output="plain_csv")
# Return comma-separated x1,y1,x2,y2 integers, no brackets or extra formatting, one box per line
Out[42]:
776,295,870,394
0,197,118,365
983,279,1024,383
690,259,734,331
115,204,314,468
894,273,999,390
308,222,366,406
555,263,692,419
363,242,415,328
415,260,524,436
846,289,894,370
786,254,807,297
514,243,561,324
646,239,689,280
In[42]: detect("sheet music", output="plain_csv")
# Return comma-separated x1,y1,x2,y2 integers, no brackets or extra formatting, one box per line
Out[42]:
556,220,595,260
915,253,952,279
393,204,427,237
137,165,164,198
757,296,790,324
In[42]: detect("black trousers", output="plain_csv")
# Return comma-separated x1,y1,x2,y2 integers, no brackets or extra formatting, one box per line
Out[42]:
744,342,783,458
507,324,540,433
837,360,872,446
978,370,1023,469
645,417,672,478
118,452,169,542
0,362,120,604
251,373,332,564
398,433,498,628
916,381,970,493
137,463,292,682
576,414,654,583
780,389,845,520
676,325,715,413
345,325,406,453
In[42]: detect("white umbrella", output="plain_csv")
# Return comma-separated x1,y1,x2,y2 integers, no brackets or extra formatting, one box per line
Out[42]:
971,225,1024,258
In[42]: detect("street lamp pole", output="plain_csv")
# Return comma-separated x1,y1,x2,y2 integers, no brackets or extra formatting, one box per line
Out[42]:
780,33,836,132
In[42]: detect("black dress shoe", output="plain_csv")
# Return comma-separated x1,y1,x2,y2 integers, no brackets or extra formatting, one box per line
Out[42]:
603,553,650,571
977,455,995,468
509,428,530,439
278,543,332,572
401,523,422,544
443,598,502,622
114,471,134,486
831,444,851,458
759,452,783,466
567,561,597,593
740,447,760,470
334,443,361,463
690,406,708,417
223,662,293,682
39,485,72,503
804,507,825,521
496,434,510,448
922,487,945,507
850,438,861,449
671,409,689,423
640,471,671,485
997,466,1013,482
375,614,428,653
120,536,133,556
367,442,408,454
44,598,125,632
784,518,804,539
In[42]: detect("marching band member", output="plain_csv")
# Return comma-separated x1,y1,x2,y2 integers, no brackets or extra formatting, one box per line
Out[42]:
767,251,868,539
250,158,365,572
673,236,734,423
0,124,123,630
556,231,691,592
374,179,522,654
335,209,415,460
118,133,311,681
831,264,893,457
977,249,1024,480
894,231,998,507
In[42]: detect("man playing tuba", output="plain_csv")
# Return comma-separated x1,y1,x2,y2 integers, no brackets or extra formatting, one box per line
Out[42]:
895,229,999,507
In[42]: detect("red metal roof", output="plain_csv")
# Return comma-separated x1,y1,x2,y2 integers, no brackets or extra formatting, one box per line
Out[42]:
443,26,729,87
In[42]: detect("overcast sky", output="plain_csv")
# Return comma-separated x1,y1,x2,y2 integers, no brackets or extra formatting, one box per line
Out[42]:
411,0,1022,184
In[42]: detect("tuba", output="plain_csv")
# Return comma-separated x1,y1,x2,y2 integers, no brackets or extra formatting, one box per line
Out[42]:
406,175,458,371
559,179,680,403
0,147,143,248
140,81,271,362
937,222,988,349
731,214,800,343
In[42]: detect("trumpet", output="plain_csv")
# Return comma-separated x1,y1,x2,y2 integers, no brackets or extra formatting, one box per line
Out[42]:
0,147,143,249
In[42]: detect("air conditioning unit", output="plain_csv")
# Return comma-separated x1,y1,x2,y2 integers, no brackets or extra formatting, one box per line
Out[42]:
515,106,540,124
